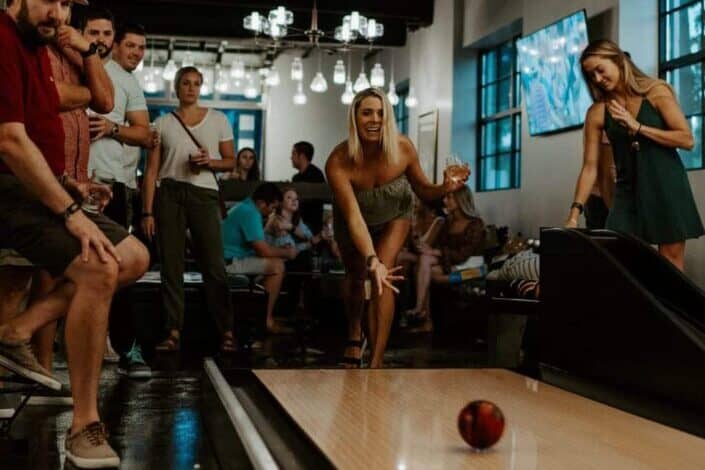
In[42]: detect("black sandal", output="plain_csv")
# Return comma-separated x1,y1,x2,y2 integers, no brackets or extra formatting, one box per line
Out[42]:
340,338,366,368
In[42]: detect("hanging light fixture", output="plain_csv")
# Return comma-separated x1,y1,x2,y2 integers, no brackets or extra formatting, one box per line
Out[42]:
353,54,369,92
291,57,303,81
230,58,245,79
387,55,399,105
405,86,418,108
341,80,354,104
266,65,280,86
182,51,194,68
333,59,346,85
215,64,230,93
143,39,163,93
244,73,259,98
162,59,178,81
293,80,307,105
370,62,385,87
310,49,328,93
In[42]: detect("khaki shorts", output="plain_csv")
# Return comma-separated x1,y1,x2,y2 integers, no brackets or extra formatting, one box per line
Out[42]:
0,174,129,277
226,256,269,275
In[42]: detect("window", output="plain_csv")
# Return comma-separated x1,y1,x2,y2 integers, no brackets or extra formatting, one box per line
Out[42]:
394,80,410,135
477,38,521,191
660,0,704,170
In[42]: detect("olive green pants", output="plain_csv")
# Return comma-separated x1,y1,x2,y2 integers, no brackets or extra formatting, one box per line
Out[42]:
156,179,233,334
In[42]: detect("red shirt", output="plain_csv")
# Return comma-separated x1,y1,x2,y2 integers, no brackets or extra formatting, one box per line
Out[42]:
0,12,65,176
48,46,90,181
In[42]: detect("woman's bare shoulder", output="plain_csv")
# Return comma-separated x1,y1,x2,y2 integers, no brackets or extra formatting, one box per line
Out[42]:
585,102,605,127
325,141,350,172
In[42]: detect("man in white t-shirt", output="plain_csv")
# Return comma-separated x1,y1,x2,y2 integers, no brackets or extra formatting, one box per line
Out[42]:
84,19,151,228
83,16,153,379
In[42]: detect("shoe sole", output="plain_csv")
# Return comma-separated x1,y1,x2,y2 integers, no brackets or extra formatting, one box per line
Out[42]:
26,396,73,406
0,354,61,391
65,449,120,469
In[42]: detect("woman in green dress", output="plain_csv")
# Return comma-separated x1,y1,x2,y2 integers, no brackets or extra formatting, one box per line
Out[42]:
566,39,704,271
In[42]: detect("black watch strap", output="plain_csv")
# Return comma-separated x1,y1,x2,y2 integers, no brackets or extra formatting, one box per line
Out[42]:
62,202,81,221
570,202,584,214
81,42,98,58
365,254,378,270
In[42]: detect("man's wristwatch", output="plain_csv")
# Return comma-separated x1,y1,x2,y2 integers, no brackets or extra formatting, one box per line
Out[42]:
81,42,98,58
365,254,379,271
110,123,120,137
61,202,81,221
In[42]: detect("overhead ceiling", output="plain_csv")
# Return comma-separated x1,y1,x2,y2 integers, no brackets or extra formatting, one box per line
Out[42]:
78,0,434,48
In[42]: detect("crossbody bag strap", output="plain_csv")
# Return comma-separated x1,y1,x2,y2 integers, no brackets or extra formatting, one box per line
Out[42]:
170,111,221,187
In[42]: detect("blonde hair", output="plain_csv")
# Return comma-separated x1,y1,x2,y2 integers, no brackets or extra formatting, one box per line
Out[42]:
580,39,673,101
450,186,479,219
174,66,203,99
346,88,400,165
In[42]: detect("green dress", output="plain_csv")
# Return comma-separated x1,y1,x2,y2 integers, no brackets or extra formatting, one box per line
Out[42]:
604,99,704,244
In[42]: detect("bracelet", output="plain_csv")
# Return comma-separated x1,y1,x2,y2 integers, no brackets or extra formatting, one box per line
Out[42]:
570,201,584,214
142,213,154,218
635,122,642,136
61,201,81,221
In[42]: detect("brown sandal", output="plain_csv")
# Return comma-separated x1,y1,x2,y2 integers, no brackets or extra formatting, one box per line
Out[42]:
155,333,180,352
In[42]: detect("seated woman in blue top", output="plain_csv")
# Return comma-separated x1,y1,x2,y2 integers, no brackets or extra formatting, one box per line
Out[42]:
222,182,297,334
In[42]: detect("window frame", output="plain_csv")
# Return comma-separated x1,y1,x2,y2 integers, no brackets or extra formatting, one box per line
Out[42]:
476,36,522,192
659,0,705,170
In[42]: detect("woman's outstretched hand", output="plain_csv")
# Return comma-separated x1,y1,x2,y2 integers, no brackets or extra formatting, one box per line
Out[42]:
368,258,405,296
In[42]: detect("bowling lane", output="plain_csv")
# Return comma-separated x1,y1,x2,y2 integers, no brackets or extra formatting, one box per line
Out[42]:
254,369,705,470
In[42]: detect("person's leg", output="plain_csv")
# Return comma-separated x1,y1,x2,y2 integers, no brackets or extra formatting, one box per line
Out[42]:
260,258,286,331
185,191,234,344
30,270,58,371
155,185,187,345
0,266,33,326
369,219,410,368
338,245,367,366
411,253,438,314
659,241,686,271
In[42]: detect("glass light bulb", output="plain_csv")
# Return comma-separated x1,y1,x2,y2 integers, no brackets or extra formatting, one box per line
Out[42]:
387,82,399,105
162,59,177,81
353,72,370,93
405,87,418,108
370,63,385,87
265,66,280,86
181,52,194,68
291,57,303,81
293,82,307,105
333,60,346,85
341,80,354,104
310,72,328,93
230,59,245,79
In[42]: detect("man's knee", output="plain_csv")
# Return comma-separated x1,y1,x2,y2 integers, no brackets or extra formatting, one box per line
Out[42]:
117,237,150,282
67,256,120,293
266,257,285,275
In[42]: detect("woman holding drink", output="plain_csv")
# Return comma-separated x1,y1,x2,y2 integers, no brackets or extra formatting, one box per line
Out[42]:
326,87,470,368
142,66,237,352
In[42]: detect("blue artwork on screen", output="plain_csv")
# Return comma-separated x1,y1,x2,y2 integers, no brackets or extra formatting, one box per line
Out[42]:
517,10,592,136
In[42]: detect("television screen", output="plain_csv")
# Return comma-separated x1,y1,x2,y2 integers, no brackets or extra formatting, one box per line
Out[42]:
517,10,592,136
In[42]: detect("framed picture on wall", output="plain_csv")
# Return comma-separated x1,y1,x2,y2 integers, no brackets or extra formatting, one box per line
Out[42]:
417,110,438,183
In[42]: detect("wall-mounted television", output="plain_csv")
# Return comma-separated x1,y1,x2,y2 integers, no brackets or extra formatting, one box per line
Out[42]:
517,10,593,136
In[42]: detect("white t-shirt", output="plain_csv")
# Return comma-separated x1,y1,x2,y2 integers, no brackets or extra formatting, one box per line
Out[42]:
154,109,234,191
88,60,147,184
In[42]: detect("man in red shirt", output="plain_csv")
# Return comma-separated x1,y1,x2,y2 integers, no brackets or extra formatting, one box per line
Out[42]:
0,1,149,467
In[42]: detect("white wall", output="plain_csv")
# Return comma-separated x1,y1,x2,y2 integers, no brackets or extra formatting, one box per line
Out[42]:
263,53,348,181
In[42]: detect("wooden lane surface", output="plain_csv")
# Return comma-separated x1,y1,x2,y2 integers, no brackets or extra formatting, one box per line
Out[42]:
254,369,705,469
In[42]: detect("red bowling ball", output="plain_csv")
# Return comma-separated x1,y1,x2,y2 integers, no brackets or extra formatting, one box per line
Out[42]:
457,400,505,449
